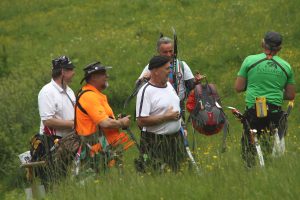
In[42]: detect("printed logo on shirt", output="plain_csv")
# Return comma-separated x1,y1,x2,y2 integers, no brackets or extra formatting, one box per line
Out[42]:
266,61,278,69
257,63,283,76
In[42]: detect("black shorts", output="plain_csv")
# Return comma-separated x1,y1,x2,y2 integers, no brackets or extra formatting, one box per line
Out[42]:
244,107,284,134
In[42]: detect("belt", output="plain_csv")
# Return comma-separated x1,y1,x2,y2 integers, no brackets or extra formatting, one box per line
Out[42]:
268,104,282,111
141,131,180,138
247,103,281,111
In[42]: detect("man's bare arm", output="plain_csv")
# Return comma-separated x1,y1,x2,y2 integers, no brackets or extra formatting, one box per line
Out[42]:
284,84,296,100
235,77,247,93
99,116,131,129
43,118,74,129
137,106,179,127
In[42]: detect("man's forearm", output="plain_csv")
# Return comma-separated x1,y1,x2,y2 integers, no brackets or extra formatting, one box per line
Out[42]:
43,118,74,130
284,84,296,100
235,77,247,93
99,118,124,129
283,92,295,100
137,115,168,127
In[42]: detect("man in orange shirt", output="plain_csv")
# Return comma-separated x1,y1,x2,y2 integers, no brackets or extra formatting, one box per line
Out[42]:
75,61,133,171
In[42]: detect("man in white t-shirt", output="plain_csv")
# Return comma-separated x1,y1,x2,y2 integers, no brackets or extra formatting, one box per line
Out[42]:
135,55,186,172
38,56,76,139
137,36,203,130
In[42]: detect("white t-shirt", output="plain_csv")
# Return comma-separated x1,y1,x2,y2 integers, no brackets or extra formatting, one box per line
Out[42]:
38,79,75,137
136,82,181,135
138,59,194,100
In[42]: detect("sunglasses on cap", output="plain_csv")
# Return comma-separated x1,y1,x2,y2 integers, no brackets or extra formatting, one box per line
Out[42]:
80,61,112,84
52,56,74,69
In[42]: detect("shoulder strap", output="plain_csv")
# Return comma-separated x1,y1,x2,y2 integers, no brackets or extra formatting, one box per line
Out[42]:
221,119,229,152
194,84,202,101
76,90,93,115
172,59,178,94
202,78,216,102
270,58,288,79
246,58,267,73
202,84,211,104
246,57,288,79
61,79,75,107
138,83,151,117
64,89,75,107
191,84,203,115
74,89,93,131
179,60,184,75
173,60,185,95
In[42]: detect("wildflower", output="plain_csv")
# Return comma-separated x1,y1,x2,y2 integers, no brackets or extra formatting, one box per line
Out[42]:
206,165,213,170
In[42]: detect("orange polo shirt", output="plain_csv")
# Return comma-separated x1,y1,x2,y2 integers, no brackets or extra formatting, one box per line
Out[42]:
75,84,126,145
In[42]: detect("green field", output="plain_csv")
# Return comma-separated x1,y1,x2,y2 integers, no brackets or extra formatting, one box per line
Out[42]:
0,0,299,199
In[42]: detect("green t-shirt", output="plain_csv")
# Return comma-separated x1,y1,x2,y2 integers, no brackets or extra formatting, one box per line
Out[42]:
237,53,295,108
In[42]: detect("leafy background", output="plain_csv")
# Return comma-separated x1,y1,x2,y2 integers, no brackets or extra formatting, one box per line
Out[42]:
0,0,299,199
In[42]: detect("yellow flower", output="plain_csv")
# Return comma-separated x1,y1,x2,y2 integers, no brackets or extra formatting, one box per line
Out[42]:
213,155,218,159
206,165,213,170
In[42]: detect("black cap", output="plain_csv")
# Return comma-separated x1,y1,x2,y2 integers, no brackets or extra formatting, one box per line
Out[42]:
80,61,112,84
52,56,74,69
264,31,282,50
148,55,171,70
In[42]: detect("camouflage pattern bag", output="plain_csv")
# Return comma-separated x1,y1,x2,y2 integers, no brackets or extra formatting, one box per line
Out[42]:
54,131,81,161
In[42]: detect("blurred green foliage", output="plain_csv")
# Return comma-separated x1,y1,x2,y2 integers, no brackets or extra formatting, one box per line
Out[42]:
0,0,299,198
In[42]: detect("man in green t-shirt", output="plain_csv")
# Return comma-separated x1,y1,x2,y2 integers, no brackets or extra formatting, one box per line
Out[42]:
235,31,295,166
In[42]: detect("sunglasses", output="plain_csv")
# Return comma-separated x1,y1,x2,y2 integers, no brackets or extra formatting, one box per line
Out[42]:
52,56,72,67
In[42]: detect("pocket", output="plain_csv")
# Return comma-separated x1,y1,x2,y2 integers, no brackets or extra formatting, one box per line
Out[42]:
255,97,268,118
